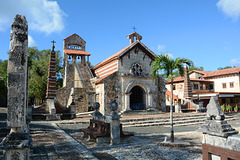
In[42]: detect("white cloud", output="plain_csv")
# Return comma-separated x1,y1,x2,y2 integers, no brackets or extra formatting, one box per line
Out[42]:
0,0,66,34
217,0,240,20
157,44,166,52
156,44,174,58
168,53,174,59
28,35,36,47
230,58,240,66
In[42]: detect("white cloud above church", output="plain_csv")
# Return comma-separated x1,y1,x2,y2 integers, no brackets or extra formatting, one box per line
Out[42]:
0,0,66,34
217,0,240,20
28,35,36,47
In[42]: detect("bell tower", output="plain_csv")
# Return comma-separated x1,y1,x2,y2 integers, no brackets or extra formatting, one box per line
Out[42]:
62,33,91,87
127,32,142,44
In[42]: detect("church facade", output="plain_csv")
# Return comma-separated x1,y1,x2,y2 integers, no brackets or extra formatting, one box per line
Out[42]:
56,32,166,115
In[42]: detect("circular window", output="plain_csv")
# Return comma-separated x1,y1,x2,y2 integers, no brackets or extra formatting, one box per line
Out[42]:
132,63,143,76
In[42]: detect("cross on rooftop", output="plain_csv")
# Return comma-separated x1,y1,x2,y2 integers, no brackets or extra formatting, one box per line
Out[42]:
133,26,136,32
51,40,56,51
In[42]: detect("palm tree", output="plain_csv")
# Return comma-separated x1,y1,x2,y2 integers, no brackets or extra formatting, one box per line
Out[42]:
151,53,192,142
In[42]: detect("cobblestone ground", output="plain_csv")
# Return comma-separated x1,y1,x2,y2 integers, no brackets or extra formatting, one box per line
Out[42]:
30,123,97,160
58,123,203,160
0,107,240,160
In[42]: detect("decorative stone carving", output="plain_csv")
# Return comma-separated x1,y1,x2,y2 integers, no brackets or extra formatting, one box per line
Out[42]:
200,96,238,138
109,101,121,119
108,101,121,145
0,14,31,160
92,102,103,118
206,96,224,120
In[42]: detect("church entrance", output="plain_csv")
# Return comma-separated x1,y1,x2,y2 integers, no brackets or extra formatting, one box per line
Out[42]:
130,86,145,110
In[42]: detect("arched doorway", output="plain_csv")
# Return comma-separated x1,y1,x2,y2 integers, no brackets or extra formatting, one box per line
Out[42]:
130,86,145,110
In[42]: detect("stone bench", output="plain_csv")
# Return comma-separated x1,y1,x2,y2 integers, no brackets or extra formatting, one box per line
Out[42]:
80,119,134,142
80,119,110,138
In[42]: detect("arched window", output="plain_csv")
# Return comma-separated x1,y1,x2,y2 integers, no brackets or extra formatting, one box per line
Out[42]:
131,63,143,76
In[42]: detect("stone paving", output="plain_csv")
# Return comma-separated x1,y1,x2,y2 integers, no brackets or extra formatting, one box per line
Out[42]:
1,108,240,160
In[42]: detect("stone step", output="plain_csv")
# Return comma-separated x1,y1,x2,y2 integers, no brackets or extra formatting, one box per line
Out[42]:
123,118,206,127
121,115,207,124
121,115,237,127
121,114,207,123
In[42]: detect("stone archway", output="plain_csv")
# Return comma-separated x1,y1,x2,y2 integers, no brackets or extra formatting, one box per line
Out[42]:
130,85,145,110
124,81,151,111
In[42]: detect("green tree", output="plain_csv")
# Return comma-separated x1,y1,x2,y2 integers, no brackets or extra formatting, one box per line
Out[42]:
172,64,203,77
217,66,233,70
0,59,8,86
28,47,62,102
151,53,192,142
189,64,204,72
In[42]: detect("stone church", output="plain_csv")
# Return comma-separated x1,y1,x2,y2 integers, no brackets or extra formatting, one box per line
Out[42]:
56,32,166,115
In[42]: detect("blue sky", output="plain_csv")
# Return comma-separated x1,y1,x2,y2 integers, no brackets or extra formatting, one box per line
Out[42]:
0,0,240,71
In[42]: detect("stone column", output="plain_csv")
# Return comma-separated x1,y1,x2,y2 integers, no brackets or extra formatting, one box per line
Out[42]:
0,15,31,160
174,102,181,113
124,93,131,111
147,92,153,109
109,101,121,145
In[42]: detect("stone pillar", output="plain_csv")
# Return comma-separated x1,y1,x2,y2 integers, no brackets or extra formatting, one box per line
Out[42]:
199,96,239,160
147,92,153,109
108,101,121,145
174,102,181,113
0,15,31,160
124,93,131,111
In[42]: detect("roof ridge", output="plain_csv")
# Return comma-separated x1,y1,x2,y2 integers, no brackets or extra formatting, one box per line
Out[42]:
92,41,138,70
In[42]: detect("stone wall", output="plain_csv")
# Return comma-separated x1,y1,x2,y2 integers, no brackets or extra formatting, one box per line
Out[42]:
74,88,88,113
56,86,71,107
96,83,105,114
118,47,152,75
65,63,75,87
103,73,120,114
154,76,166,111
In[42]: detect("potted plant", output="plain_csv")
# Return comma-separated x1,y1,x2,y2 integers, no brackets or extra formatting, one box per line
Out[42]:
234,105,238,112
226,104,232,113
221,104,225,113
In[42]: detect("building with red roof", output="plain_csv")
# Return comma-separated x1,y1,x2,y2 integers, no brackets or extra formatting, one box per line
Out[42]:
166,67,240,109
56,32,166,114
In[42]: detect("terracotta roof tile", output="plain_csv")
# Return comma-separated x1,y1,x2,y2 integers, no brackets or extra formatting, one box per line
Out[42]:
166,77,213,83
64,49,91,56
192,70,210,75
202,67,240,78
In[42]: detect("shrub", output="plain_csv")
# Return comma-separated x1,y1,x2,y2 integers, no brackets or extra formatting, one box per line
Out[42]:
234,105,238,111
221,104,225,112
226,104,232,112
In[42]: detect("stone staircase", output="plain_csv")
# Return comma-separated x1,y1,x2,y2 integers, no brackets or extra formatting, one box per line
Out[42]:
78,64,94,90
120,113,239,128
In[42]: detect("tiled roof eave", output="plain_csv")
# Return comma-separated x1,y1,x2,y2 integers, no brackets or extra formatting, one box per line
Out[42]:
203,72,240,78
